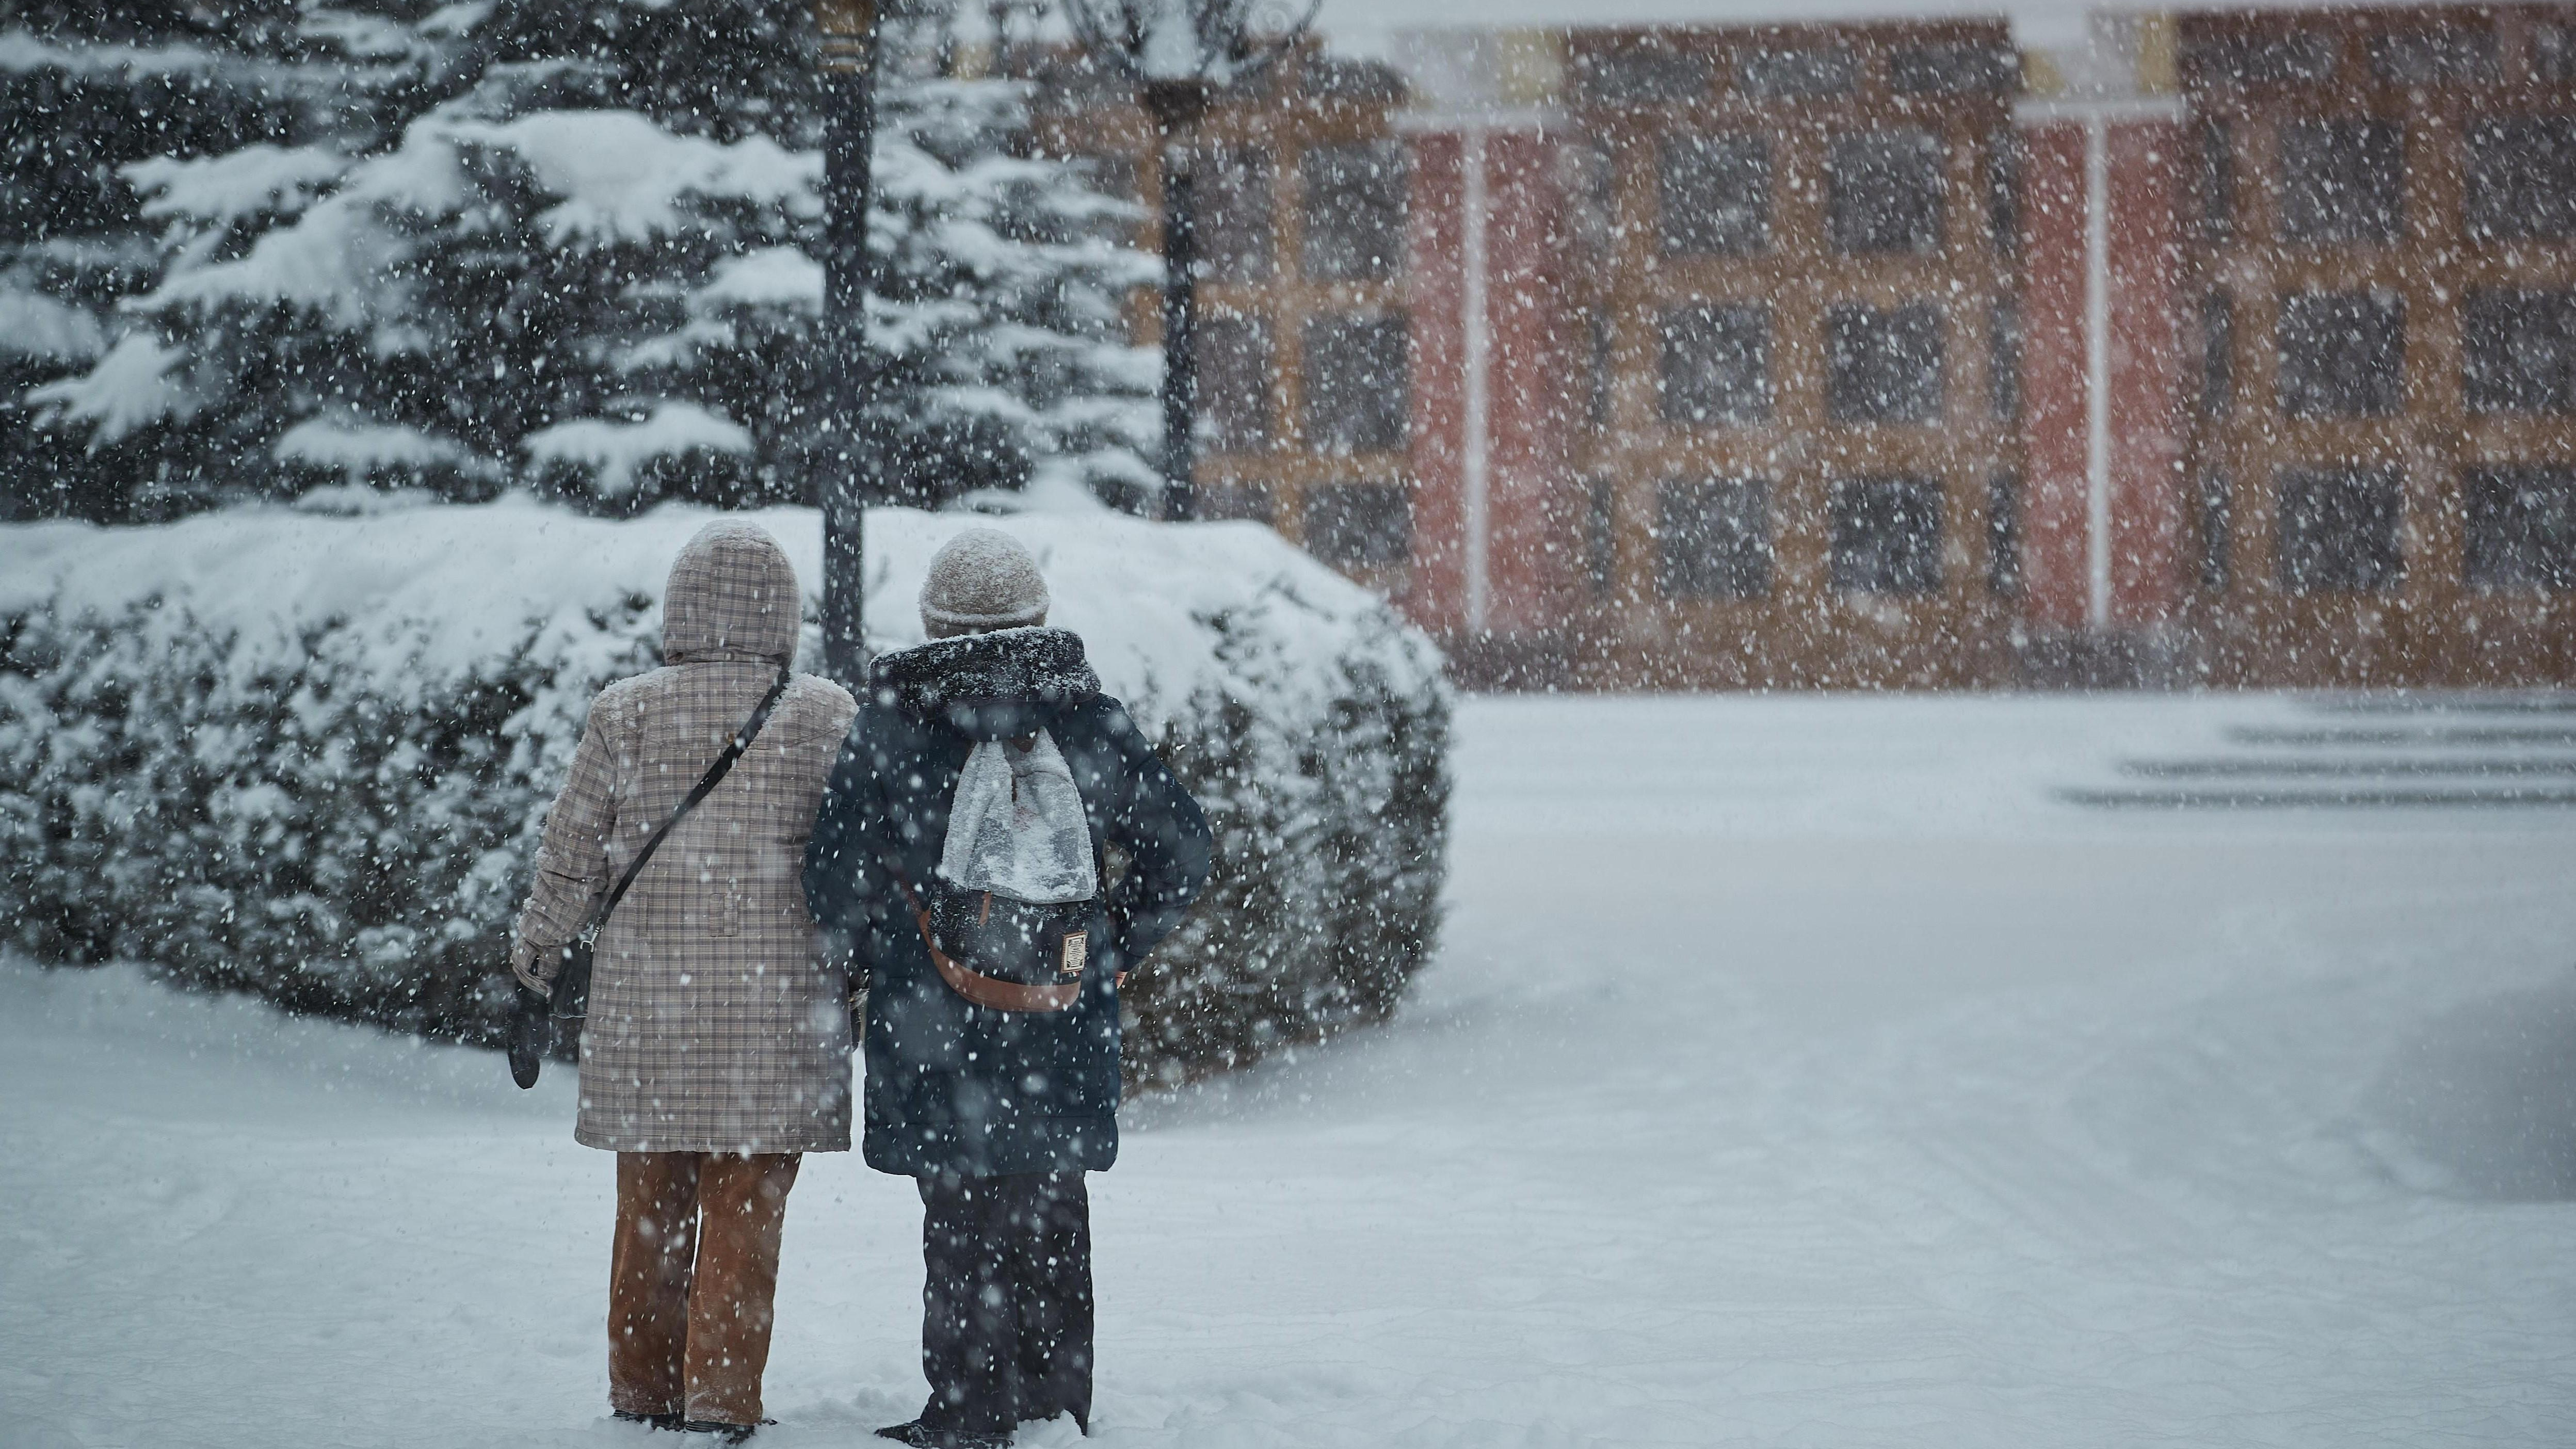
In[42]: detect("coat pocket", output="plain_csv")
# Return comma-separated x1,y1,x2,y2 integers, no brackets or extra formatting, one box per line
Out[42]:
667,844,746,939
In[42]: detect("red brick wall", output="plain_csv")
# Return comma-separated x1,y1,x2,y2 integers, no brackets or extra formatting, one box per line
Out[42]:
1405,124,1583,641
2017,113,2192,638
1407,130,1466,633
2020,120,2091,633
2105,119,2188,629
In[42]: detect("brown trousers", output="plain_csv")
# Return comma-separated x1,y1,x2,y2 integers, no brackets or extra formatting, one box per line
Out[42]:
610,1151,801,1426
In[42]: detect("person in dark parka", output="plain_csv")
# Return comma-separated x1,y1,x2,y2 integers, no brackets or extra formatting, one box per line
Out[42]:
804,527,1211,1449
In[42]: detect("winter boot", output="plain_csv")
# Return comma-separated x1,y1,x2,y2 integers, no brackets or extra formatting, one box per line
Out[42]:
874,1420,1009,1448
613,1409,683,1430
676,1418,772,1444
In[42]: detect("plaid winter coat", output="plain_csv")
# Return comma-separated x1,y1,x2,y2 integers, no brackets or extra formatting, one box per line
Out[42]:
511,522,859,1153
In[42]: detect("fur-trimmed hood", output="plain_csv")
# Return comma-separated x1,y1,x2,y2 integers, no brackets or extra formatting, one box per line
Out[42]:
870,626,1101,741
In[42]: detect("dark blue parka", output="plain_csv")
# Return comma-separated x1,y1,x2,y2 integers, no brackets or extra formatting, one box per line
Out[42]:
802,627,1212,1178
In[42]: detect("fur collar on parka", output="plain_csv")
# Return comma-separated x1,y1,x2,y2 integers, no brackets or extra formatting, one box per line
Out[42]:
870,626,1101,741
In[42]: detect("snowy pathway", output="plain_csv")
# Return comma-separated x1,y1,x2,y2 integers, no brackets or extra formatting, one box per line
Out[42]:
8,696,2576,1447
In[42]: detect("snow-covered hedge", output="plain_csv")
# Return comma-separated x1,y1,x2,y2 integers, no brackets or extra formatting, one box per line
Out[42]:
0,499,1448,1083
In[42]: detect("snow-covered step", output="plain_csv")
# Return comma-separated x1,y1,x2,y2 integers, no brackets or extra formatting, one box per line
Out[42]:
2118,757,2576,779
2225,723,2576,748
2310,693,2576,715
2063,782,2576,809
2065,691,2576,809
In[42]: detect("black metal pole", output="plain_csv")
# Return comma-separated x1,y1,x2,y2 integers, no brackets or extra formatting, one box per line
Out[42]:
818,15,880,690
1159,139,1198,522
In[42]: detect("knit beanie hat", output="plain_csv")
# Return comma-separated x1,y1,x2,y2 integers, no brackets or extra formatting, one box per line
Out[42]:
920,526,1050,636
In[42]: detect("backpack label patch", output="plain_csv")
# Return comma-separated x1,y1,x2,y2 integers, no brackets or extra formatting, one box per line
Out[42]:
1059,933,1087,978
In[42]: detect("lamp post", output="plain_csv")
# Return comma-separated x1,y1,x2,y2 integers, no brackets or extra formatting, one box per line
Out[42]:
1061,1,1317,523
815,0,881,690
1142,78,1211,522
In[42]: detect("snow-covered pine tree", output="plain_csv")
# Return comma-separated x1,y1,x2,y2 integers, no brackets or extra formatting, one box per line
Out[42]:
682,14,1163,510
2,3,482,520
30,0,1157,516
0,3,304,521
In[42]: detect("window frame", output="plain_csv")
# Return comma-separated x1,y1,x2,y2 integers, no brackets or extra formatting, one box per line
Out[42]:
1828,476,1947,595
1656,476,1776,600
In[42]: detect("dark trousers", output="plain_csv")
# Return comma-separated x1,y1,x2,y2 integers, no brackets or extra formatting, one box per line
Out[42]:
915,1171,1093,1436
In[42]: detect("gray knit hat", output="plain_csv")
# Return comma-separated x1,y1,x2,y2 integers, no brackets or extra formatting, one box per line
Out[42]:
920,526,1050,636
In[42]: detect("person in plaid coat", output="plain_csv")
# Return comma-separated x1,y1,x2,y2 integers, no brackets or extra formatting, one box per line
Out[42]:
806,528,1212,1449
511,520,858,1441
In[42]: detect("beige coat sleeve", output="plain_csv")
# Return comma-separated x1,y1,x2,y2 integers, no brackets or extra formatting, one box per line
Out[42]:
509,693,623,992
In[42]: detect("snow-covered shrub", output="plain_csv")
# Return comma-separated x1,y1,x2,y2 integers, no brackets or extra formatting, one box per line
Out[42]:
0,500,1447,1082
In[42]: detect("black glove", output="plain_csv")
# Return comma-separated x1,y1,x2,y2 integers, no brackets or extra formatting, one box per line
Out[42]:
506,983,552,1089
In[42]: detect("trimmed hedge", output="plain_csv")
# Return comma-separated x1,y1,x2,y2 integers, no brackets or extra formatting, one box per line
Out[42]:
0,501,1448,1083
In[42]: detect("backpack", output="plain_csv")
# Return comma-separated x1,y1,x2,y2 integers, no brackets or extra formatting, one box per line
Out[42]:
899,729,1100,1013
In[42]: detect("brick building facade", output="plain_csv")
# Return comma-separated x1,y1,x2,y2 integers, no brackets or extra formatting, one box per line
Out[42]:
1035,5,2576,688
2177,7,2576,686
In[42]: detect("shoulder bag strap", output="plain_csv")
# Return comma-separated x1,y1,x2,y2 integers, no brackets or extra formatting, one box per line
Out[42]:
579,665,794,945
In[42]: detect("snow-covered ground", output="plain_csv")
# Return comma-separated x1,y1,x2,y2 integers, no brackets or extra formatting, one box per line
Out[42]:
8,694,2576,1448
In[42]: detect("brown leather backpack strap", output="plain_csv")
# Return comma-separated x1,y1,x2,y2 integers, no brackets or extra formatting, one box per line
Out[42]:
886,859,1081,1012
925,944,1081,1012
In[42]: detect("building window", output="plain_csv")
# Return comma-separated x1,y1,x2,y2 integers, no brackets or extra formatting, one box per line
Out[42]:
1192,146,1273,282
1987,473,2022,597
1657,478,1773,599
1069,152,1139,243
1892,42,2017,94
1029,50,1130,112
1197,317,1274,452
1572,45,1712,107
1830,477,1945,594
1199,481,1277,525
1659,133,1770,256
1987,298,2021,422
1302,55,1406,104
2198,472,2233,591
1584,311,1614,432
1986,129,2022,256
1734,45,1857,98
2278,119,2403,245
2465,467,2576,591
2276,466,2403,593
1828,131,1945,254
1302,313,1409,453
2197,119,2234,245
1826,301,1943,424
1301,140,1407,281
1302,482,1412,567
1659,304,1771,426
2181,31,2338,89
2369,26,2498,86
2199,291,2235,420
2276,291,2404,417
1585,477,1617,597
2466,117,2576,243
2463,289,2576,414
1560,142,1617,258
2537,25,2576,86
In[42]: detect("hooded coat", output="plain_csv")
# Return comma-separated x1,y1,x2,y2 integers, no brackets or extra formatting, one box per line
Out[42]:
803,627,1212,1177
511,522,859,1153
